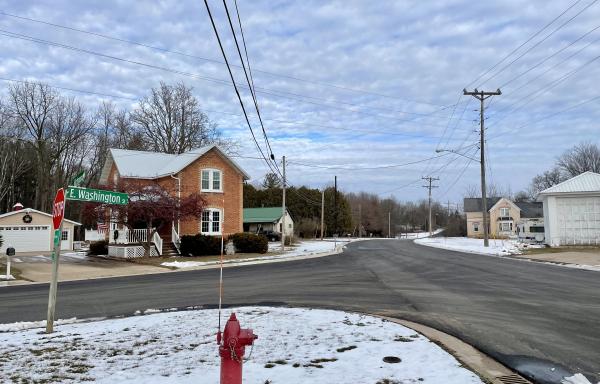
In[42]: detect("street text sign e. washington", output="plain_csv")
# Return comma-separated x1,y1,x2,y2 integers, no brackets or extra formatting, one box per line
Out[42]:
66,186,128,205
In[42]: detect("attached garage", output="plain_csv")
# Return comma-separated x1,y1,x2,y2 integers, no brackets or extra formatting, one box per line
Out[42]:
0,208,81,253
539,172,600,247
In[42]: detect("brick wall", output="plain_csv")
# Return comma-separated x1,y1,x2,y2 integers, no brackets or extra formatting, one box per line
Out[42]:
108,148,244,237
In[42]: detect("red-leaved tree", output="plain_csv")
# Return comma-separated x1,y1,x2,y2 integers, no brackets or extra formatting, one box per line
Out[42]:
83,179,205,256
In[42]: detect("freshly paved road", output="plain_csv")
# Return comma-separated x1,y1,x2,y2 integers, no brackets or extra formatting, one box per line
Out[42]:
1,240,598,383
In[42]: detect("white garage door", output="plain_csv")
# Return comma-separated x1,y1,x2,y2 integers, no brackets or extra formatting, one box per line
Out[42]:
556,197,600,245
0,225,52,253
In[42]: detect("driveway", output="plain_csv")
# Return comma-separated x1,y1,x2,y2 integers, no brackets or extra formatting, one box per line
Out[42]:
0,240,598,383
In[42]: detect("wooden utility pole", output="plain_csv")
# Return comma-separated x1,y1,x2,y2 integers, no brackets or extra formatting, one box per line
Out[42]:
281,156,286,252
320,189,325,240
388,211,391,238
358,204,362,238
463,88,501,247
422,176,439,236
334,175,338,236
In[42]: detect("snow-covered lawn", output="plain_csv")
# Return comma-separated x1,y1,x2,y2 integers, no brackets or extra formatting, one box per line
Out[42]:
0,306,483,384
162,240,345,269
414,237,523,256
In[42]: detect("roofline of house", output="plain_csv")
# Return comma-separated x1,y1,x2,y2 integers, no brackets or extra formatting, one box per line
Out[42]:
0,208,82,225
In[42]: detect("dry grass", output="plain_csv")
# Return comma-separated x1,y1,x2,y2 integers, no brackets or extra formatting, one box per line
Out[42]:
125,251,283,268
523,246,600,255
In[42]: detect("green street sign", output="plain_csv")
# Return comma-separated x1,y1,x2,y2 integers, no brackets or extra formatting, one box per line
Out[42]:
71,170,86,187
66,186,129,205
53,229,61,246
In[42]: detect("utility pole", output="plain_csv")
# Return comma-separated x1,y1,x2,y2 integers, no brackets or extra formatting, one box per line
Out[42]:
463,88,501,247
447,200,451,216
422,176,439,236
320,189,325,240
334,176,338,236
388,211,391,238
358,204,362,238
281,156,286,252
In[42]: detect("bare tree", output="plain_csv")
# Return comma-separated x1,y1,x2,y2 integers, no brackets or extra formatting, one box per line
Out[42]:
8,82,58,211
529,167,565,197
132,82,222,154
557,142,600,177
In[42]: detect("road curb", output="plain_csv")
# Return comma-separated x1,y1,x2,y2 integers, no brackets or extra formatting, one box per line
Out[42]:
376,315,532,384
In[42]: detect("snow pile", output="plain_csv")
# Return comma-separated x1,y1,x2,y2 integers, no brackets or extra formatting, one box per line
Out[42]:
0,307,483,384
562,373,599,384
0,274,15,281
163,240,341,269
415,237,522,256
0,317,78,333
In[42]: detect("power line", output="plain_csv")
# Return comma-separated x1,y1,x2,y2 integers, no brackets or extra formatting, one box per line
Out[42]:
466,0,584,88
202,0,278,177
478,0,599,87
0,10,449,108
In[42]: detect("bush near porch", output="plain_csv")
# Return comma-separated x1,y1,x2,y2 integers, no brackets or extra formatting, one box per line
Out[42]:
180,233,268,256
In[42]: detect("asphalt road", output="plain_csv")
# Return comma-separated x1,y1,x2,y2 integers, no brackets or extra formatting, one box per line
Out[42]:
1,240,598,383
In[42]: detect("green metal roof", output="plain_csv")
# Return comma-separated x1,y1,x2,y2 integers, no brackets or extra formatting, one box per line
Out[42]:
243,207,284,223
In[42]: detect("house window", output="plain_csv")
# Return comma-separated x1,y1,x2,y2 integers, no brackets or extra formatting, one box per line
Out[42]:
500,207,510,217
201,208,222,235
201,169,222,192
473,222,479,232
499,222,512,232
61,230,69,240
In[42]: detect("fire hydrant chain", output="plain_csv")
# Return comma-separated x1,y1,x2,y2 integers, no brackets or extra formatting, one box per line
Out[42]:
218,313,257,384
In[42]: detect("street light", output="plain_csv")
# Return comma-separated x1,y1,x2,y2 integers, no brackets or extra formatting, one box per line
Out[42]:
436,148,480,163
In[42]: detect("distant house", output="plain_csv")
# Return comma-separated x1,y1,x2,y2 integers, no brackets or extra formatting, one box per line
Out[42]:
538,171,600,247
464,197,543,239
243,207,294,238
98,145,249,256
0,207,81,253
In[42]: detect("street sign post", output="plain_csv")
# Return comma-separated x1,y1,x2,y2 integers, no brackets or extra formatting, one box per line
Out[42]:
66,186,128,205
71,170,86,187
46,188,65,333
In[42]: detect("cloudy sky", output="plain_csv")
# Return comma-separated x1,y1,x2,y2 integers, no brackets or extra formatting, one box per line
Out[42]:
1,0,599,204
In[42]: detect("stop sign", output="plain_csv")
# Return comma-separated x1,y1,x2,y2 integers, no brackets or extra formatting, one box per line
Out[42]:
52,188,65,230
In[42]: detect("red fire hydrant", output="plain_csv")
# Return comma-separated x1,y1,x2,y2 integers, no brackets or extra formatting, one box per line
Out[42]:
217,313,257,384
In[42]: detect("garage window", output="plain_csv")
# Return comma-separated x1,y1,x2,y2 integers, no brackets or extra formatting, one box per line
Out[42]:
61,231,68,241
473,222,480,232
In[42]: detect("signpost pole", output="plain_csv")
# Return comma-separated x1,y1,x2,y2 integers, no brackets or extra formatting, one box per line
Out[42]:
46,188,65,334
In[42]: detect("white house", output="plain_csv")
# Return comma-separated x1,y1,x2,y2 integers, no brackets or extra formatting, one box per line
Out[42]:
538,171,600,246
0,207,81,253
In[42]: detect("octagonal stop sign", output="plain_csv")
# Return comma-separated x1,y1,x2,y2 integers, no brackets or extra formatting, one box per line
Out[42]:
52,188,65,230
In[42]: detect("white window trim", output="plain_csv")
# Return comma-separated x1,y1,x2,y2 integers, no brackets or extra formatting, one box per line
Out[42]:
473,222,480,232
499,207,510,217
200,208,222,235
201,169,223,193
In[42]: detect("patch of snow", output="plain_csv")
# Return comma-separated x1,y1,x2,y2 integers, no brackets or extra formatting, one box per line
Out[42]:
0,318,78,333
415,237,522,256
0,274,15,281
561,373,599,384
0,306,483,384
398,229,444,239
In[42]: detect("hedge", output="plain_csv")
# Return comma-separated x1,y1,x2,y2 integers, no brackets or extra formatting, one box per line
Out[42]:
229,233,268,254
89,240,108,255
180,234,222,256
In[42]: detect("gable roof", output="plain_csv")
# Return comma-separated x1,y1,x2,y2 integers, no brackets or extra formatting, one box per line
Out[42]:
243,207,288,223
0,208,81,225
515,201,543,218
488,197,521,213
538,171,600,195
463,197,501,213
99,145,250,183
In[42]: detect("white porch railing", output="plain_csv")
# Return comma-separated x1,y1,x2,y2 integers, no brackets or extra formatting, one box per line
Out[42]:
152,231,163,256
172,222,181,254
85,228,107,242
109,228,163,256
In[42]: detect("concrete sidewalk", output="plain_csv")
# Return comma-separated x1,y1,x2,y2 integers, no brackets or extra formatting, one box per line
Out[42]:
516,250,600,270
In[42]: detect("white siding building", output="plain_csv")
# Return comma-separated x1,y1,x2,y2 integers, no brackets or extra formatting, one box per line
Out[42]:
538,171,600,247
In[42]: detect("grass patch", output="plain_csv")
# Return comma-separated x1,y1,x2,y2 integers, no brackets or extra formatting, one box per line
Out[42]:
394,336,414,342
264,363,276,368
310,357,337,363
126,251,284,268
268,360,287,365
336,345,357,352
0,264,23,280
523,246,600,255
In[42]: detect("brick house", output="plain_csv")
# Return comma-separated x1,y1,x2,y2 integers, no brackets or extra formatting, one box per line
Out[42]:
97,145,249,256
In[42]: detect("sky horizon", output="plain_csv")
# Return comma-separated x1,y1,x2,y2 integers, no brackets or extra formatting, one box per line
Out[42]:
1,0,599,205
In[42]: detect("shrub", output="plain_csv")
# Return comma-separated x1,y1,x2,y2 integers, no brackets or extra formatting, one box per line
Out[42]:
180,234,222,256
229,233,268,254
89,240,108,255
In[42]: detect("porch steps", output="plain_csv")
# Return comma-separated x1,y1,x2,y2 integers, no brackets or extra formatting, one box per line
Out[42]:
162,242,180,257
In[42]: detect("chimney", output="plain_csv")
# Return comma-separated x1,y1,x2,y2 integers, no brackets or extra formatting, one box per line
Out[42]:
13,202,24,211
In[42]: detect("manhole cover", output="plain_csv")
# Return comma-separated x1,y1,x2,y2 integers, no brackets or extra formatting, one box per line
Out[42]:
383,356,401,363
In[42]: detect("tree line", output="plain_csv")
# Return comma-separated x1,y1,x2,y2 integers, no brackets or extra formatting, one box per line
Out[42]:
0,81,230,219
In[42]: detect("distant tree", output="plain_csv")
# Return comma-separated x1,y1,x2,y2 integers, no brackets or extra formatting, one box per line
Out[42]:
557,142,600,177
261,172,281,189
513,190,532,203
529,167,565,197
132,82,224,154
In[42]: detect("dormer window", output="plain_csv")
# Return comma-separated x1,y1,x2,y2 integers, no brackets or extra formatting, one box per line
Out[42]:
201,169,222,192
